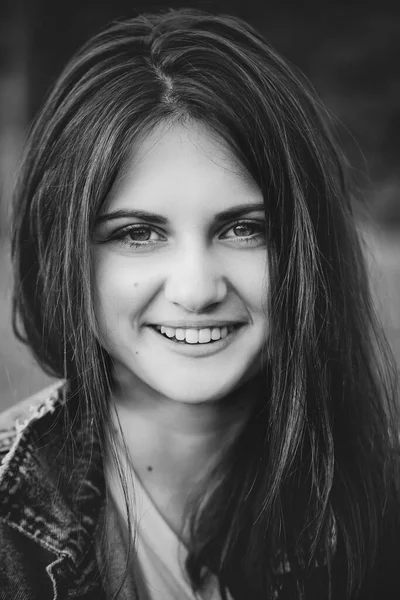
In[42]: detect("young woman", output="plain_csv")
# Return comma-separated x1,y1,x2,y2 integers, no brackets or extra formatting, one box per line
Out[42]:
0,8,399,600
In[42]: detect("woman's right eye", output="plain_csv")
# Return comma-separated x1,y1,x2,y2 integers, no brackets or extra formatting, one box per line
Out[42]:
111,224,165,248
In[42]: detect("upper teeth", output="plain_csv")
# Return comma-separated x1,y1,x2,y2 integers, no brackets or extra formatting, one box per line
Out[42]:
156,325,232,344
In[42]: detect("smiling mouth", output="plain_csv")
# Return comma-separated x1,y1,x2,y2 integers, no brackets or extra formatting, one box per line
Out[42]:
149,324,243,345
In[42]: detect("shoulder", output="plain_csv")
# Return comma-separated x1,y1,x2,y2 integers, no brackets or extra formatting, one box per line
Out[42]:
0,380,66,458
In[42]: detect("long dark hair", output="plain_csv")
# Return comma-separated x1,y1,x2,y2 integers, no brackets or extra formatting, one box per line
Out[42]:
11,8,400,599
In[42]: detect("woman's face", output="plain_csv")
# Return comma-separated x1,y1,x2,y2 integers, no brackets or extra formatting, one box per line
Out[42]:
92,120,269,404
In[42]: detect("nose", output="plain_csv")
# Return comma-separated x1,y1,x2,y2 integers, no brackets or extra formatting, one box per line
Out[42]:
163,243,228,312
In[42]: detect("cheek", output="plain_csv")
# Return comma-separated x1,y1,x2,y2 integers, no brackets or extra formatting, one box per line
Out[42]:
235,256,269,313
97,276,142,317
92,255,138,323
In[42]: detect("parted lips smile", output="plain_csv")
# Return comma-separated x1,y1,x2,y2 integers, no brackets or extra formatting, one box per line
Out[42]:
147,322,246,354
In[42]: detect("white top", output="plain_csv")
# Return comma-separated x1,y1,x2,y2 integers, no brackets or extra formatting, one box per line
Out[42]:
106,454,233,600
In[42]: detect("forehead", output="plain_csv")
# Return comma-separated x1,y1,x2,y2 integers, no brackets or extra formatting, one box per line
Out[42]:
102,120,262,216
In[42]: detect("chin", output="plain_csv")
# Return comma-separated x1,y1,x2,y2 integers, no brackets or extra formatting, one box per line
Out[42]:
154,377,246,405
167,392,227,405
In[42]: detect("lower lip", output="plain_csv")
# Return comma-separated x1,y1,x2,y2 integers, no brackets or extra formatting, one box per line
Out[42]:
147,325,245,357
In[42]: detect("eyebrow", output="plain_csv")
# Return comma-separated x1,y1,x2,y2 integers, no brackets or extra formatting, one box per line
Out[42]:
95,203,265,227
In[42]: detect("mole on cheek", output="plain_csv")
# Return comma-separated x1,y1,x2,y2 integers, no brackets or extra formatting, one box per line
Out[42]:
147,466,153,472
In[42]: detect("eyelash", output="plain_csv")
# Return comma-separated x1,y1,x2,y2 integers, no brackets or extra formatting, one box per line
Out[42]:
110,220,266,249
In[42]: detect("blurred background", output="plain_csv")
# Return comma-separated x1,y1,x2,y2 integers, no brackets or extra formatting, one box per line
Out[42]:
0,0,399,409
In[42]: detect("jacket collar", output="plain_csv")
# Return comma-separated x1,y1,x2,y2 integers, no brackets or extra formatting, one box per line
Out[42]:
0,381,105,569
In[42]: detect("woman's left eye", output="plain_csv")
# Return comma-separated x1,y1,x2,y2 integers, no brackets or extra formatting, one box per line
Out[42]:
222,220,265,244
109,220,266,249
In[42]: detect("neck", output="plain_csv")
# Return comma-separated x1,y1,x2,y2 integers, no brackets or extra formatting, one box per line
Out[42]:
107,373,261,536
111,374,259,470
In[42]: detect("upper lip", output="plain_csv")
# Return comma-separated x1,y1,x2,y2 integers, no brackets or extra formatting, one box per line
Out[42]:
148,320,246,329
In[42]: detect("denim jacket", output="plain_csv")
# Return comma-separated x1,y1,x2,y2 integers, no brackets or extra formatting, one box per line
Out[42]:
0,381,399,600
0,380,110,600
